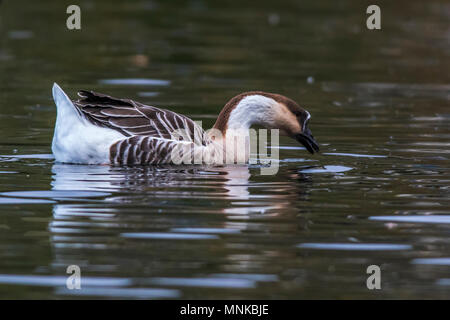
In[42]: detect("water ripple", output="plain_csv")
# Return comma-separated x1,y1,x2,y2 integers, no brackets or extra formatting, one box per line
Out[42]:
297,243,412,251
370,215,450,224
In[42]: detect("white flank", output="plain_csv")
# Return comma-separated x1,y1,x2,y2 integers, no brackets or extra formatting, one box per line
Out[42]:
224,95,279,163
51,83,125,164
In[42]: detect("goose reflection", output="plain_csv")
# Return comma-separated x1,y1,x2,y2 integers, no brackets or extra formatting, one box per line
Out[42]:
48,163,311,295
50,163,299,216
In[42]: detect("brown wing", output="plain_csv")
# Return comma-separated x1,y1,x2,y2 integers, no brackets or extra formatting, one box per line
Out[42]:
109,135,199,166
74,90,209,145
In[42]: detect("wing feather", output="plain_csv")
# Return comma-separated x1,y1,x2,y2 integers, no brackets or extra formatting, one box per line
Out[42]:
110,136,199,166
73,90,210,145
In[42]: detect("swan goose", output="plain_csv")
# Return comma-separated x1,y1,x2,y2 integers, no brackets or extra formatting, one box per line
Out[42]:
51,83,319,165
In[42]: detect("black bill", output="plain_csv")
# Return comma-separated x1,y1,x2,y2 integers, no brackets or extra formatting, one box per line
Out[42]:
295,130,320,154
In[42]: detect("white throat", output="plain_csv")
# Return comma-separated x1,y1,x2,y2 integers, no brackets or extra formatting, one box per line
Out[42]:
226,95,277,131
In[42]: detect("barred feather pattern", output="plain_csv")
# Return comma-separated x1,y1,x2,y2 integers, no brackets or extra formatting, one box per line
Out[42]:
74,90,210,145
73,90,213,165
109,136,221,166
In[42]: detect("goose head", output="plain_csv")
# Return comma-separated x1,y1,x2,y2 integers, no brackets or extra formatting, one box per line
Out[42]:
213,91,319,154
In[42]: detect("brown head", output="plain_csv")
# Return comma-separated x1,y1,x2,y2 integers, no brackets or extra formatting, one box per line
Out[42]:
212,91,319,154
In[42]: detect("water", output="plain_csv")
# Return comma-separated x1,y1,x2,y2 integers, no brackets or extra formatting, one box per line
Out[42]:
0,0,449,299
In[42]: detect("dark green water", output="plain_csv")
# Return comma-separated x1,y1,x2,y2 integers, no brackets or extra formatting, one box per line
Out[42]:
0,0,449,299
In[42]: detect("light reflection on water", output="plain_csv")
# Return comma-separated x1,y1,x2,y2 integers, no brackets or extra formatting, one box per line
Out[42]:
99,79,171,86
296,243,413,251
370,216,450,224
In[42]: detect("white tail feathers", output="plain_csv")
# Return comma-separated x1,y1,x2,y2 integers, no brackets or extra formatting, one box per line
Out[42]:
52,83,80,119
51,83,125,164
